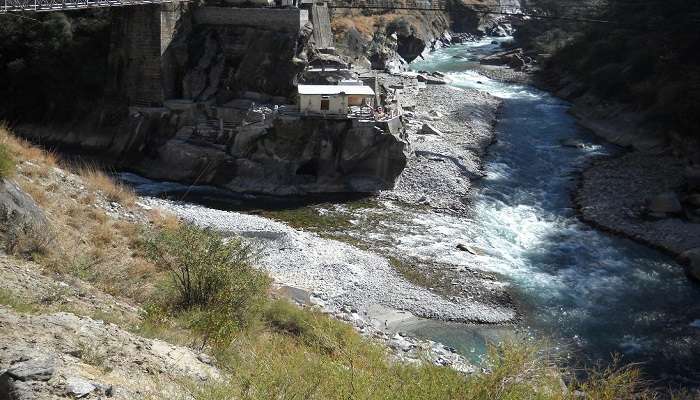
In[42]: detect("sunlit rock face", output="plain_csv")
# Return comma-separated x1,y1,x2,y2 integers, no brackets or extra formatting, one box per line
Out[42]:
116,110,411,195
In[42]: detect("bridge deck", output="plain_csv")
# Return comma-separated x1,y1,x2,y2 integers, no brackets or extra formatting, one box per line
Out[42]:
1,0,179,13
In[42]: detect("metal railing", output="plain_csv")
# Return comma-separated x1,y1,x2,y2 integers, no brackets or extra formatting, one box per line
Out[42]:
1,0,181,13
327,0,447,11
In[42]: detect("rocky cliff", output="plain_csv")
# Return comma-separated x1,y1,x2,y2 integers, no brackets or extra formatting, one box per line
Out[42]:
330,0,519,71
123,112,410,195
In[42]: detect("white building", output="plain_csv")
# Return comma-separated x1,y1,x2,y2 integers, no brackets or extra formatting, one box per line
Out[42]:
297,84,375,115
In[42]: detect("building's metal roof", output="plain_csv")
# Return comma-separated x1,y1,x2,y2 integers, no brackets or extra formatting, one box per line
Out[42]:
298,84,375,95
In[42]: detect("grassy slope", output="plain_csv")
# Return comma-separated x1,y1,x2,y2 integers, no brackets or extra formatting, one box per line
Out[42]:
0,126,669,399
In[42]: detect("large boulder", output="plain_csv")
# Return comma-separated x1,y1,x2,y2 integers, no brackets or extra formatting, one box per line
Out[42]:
420,123,443,136
479,49,531,71
686,165,700,192
0,180,49,255
647,192,683,214
396,33,426,64
680,248,700,281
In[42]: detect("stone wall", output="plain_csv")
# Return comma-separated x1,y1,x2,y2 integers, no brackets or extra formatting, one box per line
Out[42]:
193,7,308,32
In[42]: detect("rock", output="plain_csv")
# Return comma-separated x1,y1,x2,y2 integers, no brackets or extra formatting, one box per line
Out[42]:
416,74,447,85
560,138,586,149
395,33,426,63
479,48,531,71
686,166,700,191
0,180,48,229
420,124,443,136
5,358,55,382
647,192,683,214
65,376,96,398
197,353,214,366
388,334,413,352
686,194,700,208
456,244,476,255
680,248,700,281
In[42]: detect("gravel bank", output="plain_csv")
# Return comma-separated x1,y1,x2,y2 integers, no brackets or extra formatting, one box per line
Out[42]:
576,152,700,256
142,197,514,325
382,80,502,213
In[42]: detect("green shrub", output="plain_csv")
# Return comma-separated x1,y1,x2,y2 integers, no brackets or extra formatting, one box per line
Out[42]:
143,224,270,346
0,143,15,178
263,299,360,355
179,334,658,400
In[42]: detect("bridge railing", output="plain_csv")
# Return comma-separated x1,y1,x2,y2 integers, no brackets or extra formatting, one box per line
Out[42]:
327,0,447,11
1,0,178,12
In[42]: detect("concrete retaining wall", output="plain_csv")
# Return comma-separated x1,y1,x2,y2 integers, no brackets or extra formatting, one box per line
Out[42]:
193,7,308,32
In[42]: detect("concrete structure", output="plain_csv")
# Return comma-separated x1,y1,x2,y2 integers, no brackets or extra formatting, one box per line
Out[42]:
298,84,375,115
193,7,308,32
310,2,334,48
108,2,187,106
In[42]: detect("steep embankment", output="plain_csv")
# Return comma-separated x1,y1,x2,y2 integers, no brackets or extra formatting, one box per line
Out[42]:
517,0,700,157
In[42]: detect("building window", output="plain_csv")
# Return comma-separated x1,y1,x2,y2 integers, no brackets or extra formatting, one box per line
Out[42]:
320,97,330,111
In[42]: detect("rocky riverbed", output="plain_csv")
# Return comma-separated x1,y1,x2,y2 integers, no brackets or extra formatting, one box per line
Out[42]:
381,75,502,213
137,73,517,370
576,152,700,261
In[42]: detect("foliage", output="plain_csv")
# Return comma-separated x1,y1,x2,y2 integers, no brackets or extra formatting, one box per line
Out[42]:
263,299,360,355
143,224,271,346
0,10,111,121
0,142,14,178
178,321,659,400
0,288,39,314
520,0,700,139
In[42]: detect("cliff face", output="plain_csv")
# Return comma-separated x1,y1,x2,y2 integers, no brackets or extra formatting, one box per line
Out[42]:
331,1,519,70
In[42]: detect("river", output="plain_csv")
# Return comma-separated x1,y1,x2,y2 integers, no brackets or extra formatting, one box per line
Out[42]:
124,38,700,386
407,38,700,385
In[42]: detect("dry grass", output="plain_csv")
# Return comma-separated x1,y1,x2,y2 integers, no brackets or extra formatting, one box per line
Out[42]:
0,125,57,167
77,164,136,207
0,125,167,302
331,14,404,40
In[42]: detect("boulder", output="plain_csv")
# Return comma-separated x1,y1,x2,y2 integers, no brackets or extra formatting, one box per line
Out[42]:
5,359,55,382
0,181,50,256
65,376,96,398
686,194,700,208
479,48,531,71
416,74,447,85
686,166,700,191
420,124,443,136
647,192,683,214
0,180,47,227
395,33,426,63
680,248,700,281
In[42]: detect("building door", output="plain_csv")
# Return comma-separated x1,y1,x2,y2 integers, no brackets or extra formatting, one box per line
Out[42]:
320,97,330,111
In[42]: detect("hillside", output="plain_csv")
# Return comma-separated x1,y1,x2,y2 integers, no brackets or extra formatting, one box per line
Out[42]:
516,0,700,158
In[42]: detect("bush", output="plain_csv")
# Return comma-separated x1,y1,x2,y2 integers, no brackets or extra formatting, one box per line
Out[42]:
143,224,270,346
263,299,359,355
0,143,15,178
